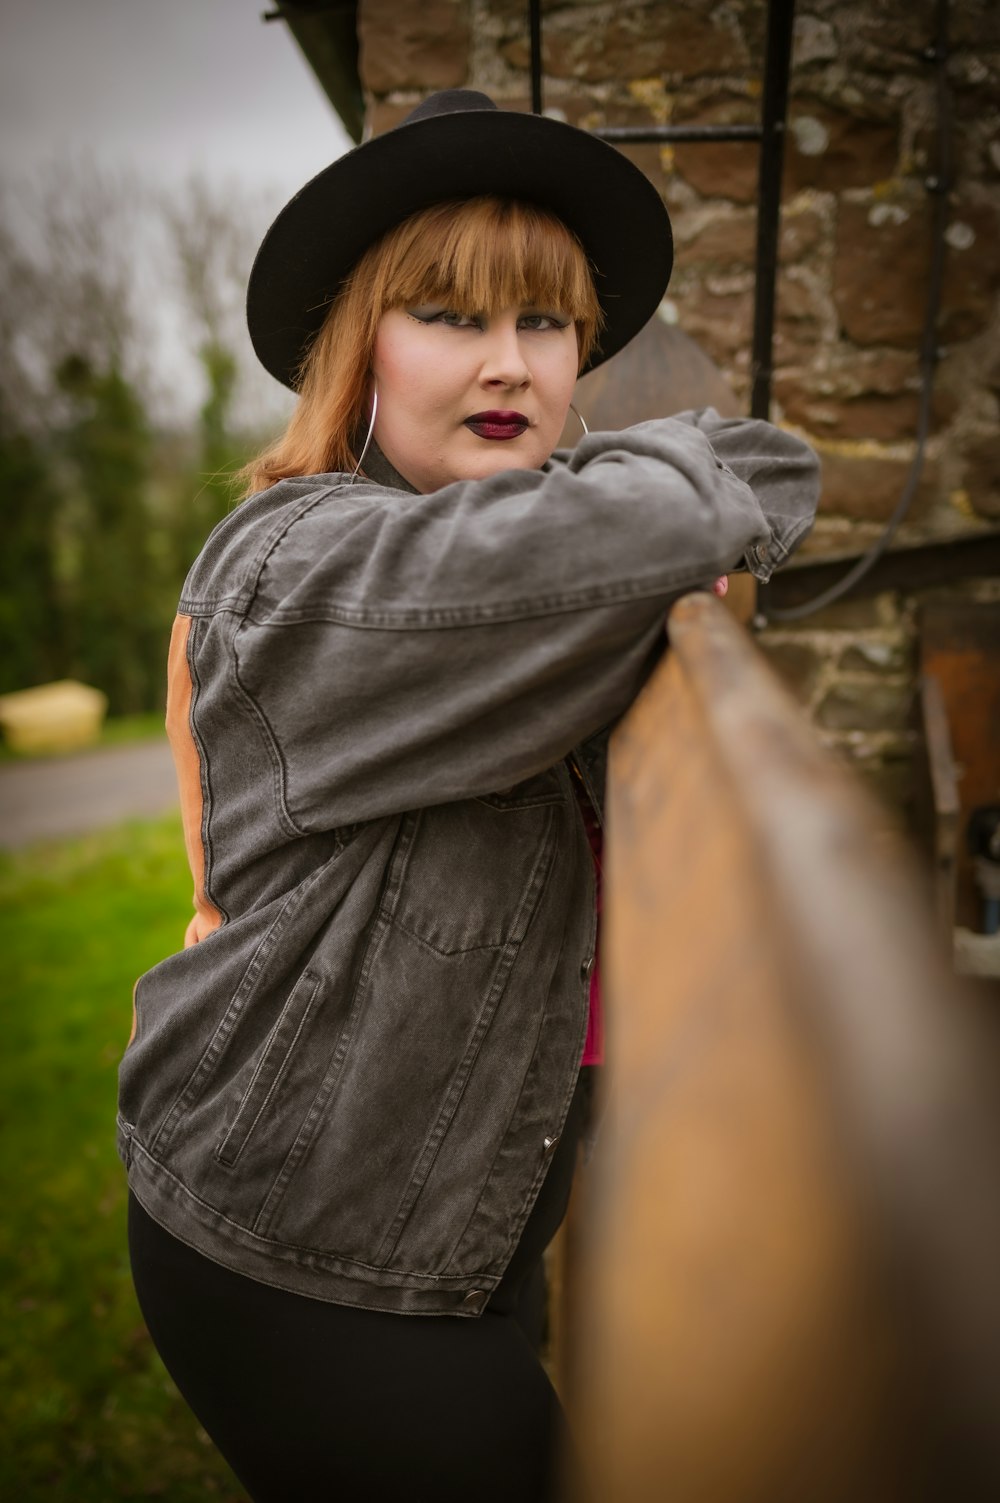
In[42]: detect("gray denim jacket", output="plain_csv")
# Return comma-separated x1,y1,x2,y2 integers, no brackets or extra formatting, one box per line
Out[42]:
117,410,819,1316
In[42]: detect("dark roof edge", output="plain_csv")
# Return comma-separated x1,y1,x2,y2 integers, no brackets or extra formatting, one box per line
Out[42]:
276,3,364,144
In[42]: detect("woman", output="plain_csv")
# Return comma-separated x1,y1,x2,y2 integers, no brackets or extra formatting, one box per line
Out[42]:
120,91,819,1501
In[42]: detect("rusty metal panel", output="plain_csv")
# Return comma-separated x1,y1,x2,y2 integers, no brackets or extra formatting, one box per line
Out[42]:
920,602,1000,932
919,672,962,938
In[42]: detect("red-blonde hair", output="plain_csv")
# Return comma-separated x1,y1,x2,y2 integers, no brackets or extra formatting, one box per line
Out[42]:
240,196,603,495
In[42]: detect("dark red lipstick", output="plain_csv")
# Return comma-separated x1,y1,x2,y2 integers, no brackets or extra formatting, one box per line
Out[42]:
464,410,529,441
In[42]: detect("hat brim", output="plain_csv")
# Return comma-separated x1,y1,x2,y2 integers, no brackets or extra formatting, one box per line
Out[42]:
246,107,673,389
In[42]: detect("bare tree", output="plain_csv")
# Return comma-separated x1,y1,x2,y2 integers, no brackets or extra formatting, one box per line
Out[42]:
161,174,293,436
0,158,153,434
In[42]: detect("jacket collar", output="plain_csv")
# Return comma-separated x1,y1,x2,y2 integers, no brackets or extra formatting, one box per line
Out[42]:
358,441,420,495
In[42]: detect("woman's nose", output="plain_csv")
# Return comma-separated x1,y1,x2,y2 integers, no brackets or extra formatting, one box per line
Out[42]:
479,321,531,389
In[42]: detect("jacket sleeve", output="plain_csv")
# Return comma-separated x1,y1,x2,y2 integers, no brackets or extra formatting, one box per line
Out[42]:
229,412,819,830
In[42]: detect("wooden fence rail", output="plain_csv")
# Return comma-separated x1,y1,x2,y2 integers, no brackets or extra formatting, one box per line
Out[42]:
568,591,1000,1502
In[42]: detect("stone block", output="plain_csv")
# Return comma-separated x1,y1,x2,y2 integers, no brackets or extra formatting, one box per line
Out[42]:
792,520,870,562
359,0,470,94
835,199,1000,348
816,681,915,733
784,99,899,194
500,7,749,83
985,348,1000,397
773,276,828,364
848,18,925,76
675,212,757,271
940,204,1000,342
792,12,838,68
816,447,939,523
789,393,923,442
833,200,928,347
670,96,760,203
367,100,415,138
675,208,825,274
555,97,671,192
776,272,825,326
836,349,920,397
676,285,752,367
838,639,913,674
792,593,900,631
964,433,1000,520
780,209,826,261
950,0,1000,49
672,139,760,204
774,346,958,442
756,639,826,704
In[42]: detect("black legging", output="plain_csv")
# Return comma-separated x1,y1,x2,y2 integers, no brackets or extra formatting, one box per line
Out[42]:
128,1069,594,1503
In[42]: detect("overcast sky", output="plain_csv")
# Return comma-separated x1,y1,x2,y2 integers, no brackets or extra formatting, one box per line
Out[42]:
1,1,355,425
0,0,352,194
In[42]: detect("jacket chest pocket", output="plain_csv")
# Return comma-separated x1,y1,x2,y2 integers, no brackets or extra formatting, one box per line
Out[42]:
390,777,565,956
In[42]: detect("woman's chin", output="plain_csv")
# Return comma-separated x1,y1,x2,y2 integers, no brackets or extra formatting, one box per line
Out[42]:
448,441,551,484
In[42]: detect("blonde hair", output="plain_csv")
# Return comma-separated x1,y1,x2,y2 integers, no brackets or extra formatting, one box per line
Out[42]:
240,196,603,495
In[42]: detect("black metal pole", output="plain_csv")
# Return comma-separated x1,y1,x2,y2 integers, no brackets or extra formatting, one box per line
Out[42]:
529,0,543,114
749,0,796,421
593,124,763,144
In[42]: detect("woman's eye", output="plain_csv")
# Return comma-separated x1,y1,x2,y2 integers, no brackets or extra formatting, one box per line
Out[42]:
408,306,479,328
519,313,569,331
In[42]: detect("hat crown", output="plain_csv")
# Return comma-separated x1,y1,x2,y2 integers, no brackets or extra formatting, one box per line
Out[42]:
248,88,672,389
401,90,498,127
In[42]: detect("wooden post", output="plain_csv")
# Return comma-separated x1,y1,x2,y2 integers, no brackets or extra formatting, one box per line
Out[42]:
568,592,1000,1502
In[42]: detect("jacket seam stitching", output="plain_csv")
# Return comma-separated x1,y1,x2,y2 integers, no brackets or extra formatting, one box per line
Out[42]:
375,804,560,1264
230,618,304,839
391,915,506,958
129,1141,494,1283
215,970,322,1167
150,862,334,1154
239,568,739,631
186,615,227,927
251,814,417,1235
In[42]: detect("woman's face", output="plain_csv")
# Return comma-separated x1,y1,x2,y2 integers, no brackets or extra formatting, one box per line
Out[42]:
370,302,579,493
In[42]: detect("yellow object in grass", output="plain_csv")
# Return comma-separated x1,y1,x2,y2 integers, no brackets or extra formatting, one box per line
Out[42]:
0,680,108,754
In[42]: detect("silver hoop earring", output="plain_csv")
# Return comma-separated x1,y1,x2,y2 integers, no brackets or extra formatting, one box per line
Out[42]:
350,386,378,481
569,402,589,438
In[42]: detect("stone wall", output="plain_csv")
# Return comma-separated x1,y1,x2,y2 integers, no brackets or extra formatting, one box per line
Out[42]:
356,0,1000,830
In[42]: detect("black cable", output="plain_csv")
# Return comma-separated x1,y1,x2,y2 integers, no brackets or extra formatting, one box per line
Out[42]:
757,0,952,624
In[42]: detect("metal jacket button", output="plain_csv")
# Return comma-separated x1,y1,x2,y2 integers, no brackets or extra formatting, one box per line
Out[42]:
462,1289,487,1312
581,955,595,980
543,1134,559,1160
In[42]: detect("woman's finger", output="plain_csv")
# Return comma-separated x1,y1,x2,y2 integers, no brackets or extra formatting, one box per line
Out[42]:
712,575,729,597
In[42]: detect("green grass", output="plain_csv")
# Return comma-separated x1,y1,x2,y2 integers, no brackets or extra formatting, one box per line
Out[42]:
98,713,167,749
0,814,246,1500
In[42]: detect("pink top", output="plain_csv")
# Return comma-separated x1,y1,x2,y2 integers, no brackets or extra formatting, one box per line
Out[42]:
573,776,605,1067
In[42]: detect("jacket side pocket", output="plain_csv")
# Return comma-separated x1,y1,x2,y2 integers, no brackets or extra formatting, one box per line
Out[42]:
215,969,322,1168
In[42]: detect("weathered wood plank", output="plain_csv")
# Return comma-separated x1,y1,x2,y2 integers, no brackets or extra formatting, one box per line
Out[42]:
570,591,1000,1502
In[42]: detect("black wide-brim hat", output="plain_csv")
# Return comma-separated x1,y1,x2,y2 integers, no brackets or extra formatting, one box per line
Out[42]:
247,90,673,389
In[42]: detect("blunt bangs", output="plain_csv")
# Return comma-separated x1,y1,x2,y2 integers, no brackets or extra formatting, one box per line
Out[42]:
240,196,604,494
365,198,604,367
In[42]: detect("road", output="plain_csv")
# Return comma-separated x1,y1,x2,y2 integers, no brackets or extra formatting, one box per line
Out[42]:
0,739,179,850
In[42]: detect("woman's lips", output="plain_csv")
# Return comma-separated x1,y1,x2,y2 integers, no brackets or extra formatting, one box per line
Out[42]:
464,410,529,441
